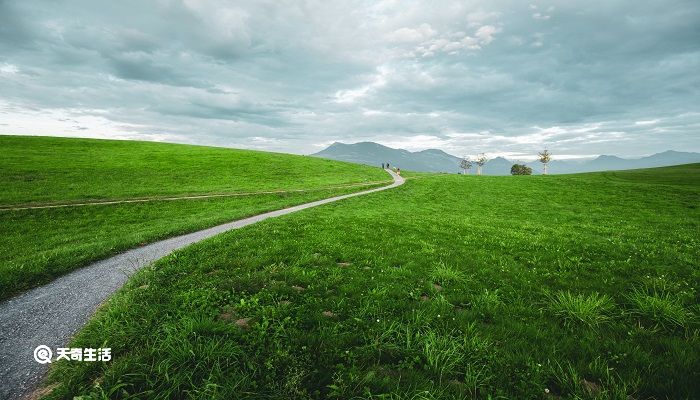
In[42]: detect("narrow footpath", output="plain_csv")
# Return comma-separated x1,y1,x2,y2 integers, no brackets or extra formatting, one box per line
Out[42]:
0,169,404,400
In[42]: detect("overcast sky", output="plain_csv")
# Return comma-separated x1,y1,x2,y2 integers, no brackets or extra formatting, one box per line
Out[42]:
1,0,699,159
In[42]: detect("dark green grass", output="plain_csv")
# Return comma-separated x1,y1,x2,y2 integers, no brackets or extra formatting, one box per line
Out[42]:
0,136,387,205
46,165,699,399
0,136,388,300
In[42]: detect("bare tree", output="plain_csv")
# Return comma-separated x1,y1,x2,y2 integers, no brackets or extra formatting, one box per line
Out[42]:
459,156,472,175
475,153,488,176
538,149,552,175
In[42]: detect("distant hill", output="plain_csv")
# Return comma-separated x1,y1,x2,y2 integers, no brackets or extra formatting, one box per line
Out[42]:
525,150,700,174
313,142,700,175
312,142,461,172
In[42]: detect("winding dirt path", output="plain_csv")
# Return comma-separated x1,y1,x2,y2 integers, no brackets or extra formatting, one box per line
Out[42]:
0,169,404,399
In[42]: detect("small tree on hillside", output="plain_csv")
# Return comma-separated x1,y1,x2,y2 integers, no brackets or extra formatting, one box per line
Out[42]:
510,164,533,175
475,153,488,176
459,156,472,175
538,149,552,175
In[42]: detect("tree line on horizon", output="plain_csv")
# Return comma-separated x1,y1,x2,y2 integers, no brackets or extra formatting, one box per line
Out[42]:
459,150,552,176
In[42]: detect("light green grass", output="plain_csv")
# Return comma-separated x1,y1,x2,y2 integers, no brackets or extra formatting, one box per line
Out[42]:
0,135,388,205
41,163,700,399
628,281,693,331
548,291,615,329
429,262,464,285
0,136,389,299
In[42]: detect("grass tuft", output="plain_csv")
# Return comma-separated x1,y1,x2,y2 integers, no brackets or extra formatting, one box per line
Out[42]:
548,291,615,329
421,331,466,381
429,262,463,285
470,289,502,320
628,285,692,331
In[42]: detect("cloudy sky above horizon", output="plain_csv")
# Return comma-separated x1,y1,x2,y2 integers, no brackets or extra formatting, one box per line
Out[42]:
1,0,699,159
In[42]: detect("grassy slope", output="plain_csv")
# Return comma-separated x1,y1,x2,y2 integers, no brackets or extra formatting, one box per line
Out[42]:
45,164,699,399
0,136,388,300
0,136,387,205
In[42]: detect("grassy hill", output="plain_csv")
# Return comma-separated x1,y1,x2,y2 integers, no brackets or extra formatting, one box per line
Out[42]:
0,136,388,205
44,164,699,399
0,136,389,300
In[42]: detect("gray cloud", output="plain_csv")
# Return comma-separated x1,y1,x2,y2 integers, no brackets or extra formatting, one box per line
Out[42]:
0,0,698,157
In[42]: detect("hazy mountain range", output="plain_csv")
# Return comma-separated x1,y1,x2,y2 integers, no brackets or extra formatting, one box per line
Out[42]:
312,142,700,175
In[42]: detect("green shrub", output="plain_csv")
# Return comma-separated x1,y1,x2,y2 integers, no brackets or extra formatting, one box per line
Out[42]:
511,164,533,175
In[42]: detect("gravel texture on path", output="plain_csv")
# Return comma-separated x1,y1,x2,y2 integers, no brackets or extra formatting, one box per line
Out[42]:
0,169,404,400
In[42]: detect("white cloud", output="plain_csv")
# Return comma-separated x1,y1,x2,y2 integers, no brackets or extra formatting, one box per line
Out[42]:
529,4,553,20
475,25,500,44
387,24,436,43
635,119,660,125
408,24,501,57
333,66,392,104
379,134,450,151
0,101,157,141
0,63,19,75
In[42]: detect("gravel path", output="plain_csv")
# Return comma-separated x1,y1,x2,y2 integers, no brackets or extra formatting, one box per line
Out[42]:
0,170,404,400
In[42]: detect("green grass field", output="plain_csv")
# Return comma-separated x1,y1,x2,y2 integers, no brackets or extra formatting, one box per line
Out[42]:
0,136,388,300
42,163,699,399
0,136,388,205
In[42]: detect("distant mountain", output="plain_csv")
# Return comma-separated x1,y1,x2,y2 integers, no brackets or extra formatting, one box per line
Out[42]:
312,142,700,174
483,157,513,175
526,150,700,174
312,142,461,172
637,150,700,167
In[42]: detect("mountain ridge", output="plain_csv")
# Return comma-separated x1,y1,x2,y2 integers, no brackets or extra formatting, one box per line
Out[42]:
312,142,700,175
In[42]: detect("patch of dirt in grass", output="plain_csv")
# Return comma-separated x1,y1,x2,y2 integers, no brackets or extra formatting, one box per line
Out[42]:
322,310,336,318
420,294,431,301
291,285,305,292
219,311,237,322
580,379,602,396
433,283,443,291
235,318,252,330
337,262,352,267
28,382,60,400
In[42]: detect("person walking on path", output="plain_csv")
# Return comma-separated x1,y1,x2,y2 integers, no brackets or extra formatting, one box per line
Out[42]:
397,167,401,176
381,163,384,169
386,162,390,169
